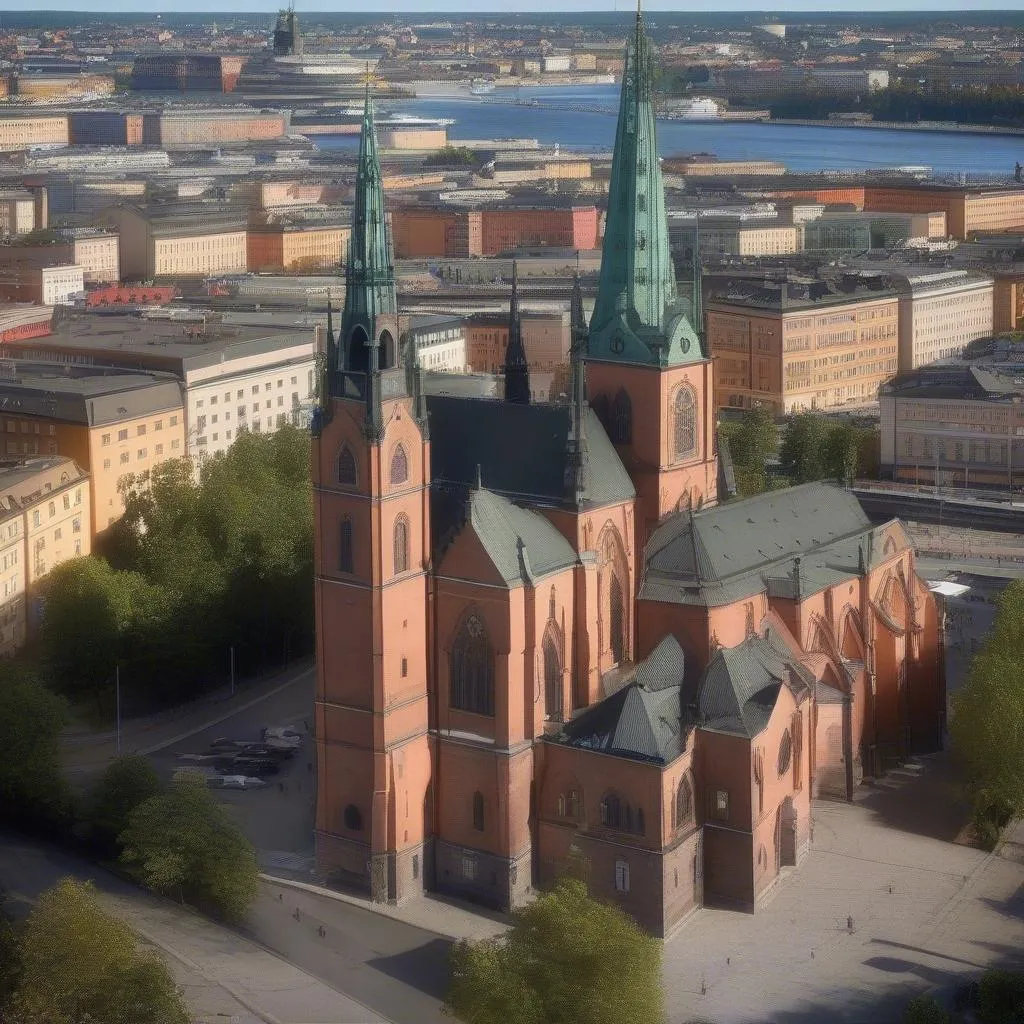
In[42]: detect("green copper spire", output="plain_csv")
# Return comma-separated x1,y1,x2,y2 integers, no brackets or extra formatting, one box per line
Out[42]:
588,2,701,368
340,82,398,376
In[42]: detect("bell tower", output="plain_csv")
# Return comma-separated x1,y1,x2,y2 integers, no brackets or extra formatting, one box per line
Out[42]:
312,84,433,903
587,0,717,537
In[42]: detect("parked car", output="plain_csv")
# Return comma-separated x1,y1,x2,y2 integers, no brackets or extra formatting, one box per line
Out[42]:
217,774,267,790
228,757,280,777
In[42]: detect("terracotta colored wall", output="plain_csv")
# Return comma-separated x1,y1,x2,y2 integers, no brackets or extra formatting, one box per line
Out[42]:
391,209,462,258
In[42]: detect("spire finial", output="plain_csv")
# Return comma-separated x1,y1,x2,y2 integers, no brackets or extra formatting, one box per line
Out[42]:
475,463,483,490
636,0,642,23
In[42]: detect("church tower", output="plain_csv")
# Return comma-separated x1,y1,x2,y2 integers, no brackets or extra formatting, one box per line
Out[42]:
312,85,433,903
587,1,717,536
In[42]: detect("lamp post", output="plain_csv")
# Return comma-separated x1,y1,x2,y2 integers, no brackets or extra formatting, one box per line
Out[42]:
230,645,236,698
115,664,121,756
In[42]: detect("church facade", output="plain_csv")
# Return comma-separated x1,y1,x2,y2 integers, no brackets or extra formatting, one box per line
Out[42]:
311,9,944,937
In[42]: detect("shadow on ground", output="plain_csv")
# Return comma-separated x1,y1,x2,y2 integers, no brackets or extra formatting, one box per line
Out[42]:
856,752,973,844
367,937,453,1001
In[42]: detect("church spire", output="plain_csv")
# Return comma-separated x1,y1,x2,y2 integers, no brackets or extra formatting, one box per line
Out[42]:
503,260,531,405
692,214,704,355
339,78,398,381
588,0,701,368
565,269,590,504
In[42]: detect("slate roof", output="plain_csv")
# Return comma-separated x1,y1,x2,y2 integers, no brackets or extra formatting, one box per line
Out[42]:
462,487,578,587
640,482,880,608
556,635,689,765
697,630,811,738
426,394,635,511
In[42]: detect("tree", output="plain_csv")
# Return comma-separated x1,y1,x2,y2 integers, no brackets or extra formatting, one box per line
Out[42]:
779,413,834,484
825,422,860,485
445,876,665,1024
978,969,1024,1024
0,666,71,830
951,581,1024,846
720,405,778,497
85,755,163,857
38,557,136,705
119,775,258,920
904,994,950,1024
3,878,189,1024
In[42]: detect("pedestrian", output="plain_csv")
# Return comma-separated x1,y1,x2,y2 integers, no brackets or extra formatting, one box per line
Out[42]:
847,914,854,933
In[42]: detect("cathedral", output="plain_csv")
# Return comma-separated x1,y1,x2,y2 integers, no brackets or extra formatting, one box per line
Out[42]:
311,7,944,937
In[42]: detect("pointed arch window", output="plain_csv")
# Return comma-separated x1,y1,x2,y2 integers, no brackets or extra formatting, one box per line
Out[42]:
393,516,409,575
337,445,357,486
612,388,632,445
390,443,408,485
472,791,485,832
543,631,562,721
599,790,643,835
450,613,495,716
673,386,697,462
675,775,694,831
339,517,353,574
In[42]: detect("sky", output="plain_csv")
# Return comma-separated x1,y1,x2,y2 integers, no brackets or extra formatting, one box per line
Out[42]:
1,0,1021,11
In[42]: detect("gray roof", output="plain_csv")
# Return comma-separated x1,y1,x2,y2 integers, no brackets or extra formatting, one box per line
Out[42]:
426,394,635,511
641,483,877,608
463,487,577,587
555,635,688,765
697,628,811,738
0,363,183,427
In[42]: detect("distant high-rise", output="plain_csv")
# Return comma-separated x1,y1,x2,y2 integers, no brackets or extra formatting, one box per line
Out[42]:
273,4,303,57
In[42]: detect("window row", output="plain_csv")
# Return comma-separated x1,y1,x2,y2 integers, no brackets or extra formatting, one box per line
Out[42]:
338,515,410,577
337,442,409,488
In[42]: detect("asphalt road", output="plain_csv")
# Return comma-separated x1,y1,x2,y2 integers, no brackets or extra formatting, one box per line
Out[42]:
0,834,452,1024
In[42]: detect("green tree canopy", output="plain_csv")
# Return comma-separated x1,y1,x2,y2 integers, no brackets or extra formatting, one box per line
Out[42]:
42,426,314,713
0,665,71,829
445,876,665,1024
779,413,834,484
903,994,951,1024
119,775,258,920
720,405,779,497
85,755,164,857
951,580,1024,821
3,878,189,1024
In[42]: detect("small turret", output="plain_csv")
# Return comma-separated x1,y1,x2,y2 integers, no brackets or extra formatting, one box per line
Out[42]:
503,260,531,405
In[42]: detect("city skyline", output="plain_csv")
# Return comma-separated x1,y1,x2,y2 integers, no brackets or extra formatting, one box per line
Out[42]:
0,1,1016,13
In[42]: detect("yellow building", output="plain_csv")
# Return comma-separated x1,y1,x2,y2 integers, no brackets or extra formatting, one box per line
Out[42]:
247,221,349,273
100,204,247,280
708,275,900,413
0,116,68,151
674,219,800,259
0,364,185,535
0,456,90,655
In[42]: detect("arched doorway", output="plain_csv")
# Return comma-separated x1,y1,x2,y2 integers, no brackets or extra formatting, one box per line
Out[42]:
597,524,629,671
379,329,395,370
779,796,797,867
349,325,370,374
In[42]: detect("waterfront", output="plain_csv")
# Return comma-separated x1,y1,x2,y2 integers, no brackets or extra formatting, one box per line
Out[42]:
316,84,1024,176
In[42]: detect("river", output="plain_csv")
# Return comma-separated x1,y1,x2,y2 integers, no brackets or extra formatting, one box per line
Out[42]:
314,83,1024,177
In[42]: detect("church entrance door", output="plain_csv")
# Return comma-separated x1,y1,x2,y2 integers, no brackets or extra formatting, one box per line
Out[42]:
780,796,797,867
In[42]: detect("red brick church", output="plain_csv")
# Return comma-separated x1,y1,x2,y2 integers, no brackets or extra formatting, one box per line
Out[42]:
310,9,944,936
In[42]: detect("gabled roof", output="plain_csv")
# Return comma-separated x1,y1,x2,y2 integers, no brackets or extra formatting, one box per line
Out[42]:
556,635,688,765
425,395,635,512
641,482,881,608
463,487,577,587
697,630,810,738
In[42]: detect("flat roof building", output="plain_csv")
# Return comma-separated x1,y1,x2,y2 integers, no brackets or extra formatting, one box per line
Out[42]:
8,311,317,463
0,455,90,655
0,363,184,535
707,273,900,413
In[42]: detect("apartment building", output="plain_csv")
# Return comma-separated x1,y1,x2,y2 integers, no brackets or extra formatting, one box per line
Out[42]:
0,116,68,152
0,456,90,655
466,310,570,375
707,275,900,413
0,189,43,237
247,221,349,273
100,204,247,280
403,315,467,373
391,205,598,258
880,365,1024,490
7,312,316,463
671,216,800,259
892,270,994,369
0,364,184,535
863,185,1024,240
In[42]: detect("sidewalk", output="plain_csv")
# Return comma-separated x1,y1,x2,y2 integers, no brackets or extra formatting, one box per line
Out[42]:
261,873,510,943
61,660,314,778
